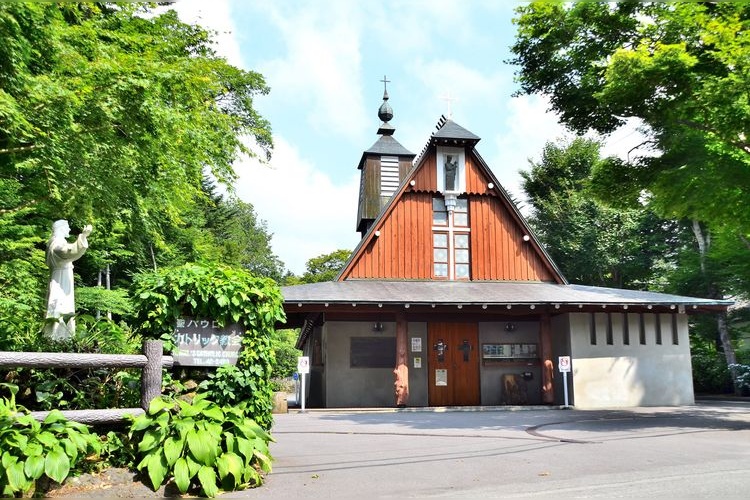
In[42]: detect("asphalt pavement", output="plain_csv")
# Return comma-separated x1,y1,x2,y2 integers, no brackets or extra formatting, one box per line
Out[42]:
229,399,750,499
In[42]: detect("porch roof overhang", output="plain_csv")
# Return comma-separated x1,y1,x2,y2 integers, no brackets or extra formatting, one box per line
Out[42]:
281,280,732,329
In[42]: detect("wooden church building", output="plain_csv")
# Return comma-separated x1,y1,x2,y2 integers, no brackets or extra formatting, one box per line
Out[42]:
281,88,731,409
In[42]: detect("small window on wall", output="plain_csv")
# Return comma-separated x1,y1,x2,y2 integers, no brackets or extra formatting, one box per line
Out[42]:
589,313,597,345
671,314,679,345
433,198,447,225
454,198,468,226
380,156,400,197
454,233,470,279
433,233,449,277
655,313,662,345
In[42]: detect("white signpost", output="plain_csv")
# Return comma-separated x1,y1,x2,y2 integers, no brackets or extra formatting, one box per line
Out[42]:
558,356,571,407
297,356,310,412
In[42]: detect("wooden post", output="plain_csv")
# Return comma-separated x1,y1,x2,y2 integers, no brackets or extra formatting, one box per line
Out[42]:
141,340,163,410
393,313,409,407
540,314,555,404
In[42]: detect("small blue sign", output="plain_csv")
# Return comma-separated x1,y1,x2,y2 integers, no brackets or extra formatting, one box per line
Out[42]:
293,372,299,381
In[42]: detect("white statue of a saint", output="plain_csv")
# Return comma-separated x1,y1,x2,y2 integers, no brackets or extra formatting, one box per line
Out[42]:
44,220,92,339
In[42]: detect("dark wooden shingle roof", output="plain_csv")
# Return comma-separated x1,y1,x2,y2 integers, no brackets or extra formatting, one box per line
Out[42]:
282,280,732,309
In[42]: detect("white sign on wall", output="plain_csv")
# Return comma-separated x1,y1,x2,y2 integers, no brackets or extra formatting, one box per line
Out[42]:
411,337,422,352
435,369,448,386
297,356,310,374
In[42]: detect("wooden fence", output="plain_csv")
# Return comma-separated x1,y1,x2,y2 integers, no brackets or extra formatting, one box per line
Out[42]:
0,340,173,424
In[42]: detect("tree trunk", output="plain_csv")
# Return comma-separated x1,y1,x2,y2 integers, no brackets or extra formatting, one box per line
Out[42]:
106,263,112,320
717,312,740,395
692,220,739,394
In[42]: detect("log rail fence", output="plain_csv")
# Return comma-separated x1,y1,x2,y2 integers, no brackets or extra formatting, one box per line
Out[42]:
0,340,172,424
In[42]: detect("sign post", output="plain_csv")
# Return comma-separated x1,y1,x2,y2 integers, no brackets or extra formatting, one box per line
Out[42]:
558,355,572,407
297,356,310,412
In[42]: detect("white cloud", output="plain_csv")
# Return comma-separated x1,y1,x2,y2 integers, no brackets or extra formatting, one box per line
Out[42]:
491,94,570,202
599,117,654,162
233,137,361,275
411,59,507,113
252,1,369,142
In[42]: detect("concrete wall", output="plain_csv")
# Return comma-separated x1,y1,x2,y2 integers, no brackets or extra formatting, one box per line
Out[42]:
479,321,542,405
550,314,572,405
320,321,429,408
314,313,693,409
323,321,396,408
569,312,694,408
407,322,429,407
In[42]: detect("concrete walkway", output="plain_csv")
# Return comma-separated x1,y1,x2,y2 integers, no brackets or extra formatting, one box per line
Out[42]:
230,400,750,499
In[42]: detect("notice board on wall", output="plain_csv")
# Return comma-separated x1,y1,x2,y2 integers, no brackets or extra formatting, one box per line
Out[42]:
350,337,396,368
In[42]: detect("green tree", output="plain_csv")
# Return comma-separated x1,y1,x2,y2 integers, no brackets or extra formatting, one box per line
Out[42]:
0,3,274,334
212,197,285,282
510,1,750,236
511,2,749,391
288,249,352,284
521,137,678,289
271,329,301,379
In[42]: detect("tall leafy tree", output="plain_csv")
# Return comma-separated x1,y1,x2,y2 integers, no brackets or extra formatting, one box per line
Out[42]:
286,249,352,285
511,2,749,391
510,1,750,239
521,137,678,289
0,3,273,333
197,178,285,281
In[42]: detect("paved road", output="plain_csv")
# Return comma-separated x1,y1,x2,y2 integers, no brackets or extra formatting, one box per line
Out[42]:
229,400,750,499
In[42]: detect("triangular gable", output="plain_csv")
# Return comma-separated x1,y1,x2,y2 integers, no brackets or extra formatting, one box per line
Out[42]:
338,120,567,284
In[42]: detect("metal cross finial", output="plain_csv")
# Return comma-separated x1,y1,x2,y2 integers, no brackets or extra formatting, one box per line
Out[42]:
380,75,391,93
440,92,457,119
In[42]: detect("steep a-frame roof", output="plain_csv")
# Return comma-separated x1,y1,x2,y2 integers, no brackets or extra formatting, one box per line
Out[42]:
337,117,566,283
279,115,733,335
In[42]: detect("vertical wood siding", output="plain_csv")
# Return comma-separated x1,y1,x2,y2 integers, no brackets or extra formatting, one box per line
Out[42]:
346,192,433,279
469,196,556,281
344,147,559,282
410,152,437,192
465,152,491,195
357,156,381,224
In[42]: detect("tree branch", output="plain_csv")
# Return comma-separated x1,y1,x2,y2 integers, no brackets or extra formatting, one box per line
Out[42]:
0,198,40,215
0,144,37,155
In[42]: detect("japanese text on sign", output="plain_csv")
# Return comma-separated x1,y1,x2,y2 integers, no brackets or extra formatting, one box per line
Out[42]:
173,317,243,367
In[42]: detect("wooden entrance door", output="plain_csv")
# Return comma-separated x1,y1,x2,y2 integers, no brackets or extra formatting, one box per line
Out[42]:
428,322,480,406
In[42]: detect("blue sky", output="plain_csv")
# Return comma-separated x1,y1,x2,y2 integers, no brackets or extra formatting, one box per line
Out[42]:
173,0,642,275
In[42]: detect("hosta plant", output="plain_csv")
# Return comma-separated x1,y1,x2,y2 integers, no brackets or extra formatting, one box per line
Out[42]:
128,394,273,498
0,383,101,497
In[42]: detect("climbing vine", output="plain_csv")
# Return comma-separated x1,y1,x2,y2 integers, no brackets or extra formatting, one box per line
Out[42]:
132,264,286,428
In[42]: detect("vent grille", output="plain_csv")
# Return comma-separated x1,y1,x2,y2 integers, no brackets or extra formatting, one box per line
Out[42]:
380,156,400,196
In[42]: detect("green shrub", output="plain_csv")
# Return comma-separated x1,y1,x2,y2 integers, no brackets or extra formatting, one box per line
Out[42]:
2,319,142,412
198,364,255,407
0,383,102,497
692,352,733,393
132,263,286,429
271,329,301,378
728,363,750,395
128,394,273,498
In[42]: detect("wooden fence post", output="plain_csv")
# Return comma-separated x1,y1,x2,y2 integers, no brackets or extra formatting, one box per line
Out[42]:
141,340,163,410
